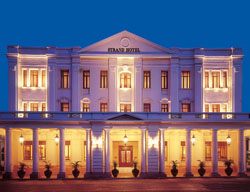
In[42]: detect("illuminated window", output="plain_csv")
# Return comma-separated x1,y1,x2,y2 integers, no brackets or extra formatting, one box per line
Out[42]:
165,141,168,161
83,103,90,112
212,104,220,112
100,71,108,88
42,70,46,87
23,141,32,160
181,141,186,161
23,69,27,87
30,70,38,87
161,104,168,112
218,142,227,161
223,71,227,88
39,141,46,160
65,141,71,160
205,104,209,112
212,72,220,88
61,70,69,88
120,104,131,112
205,141,212,161
42,103,46,112
182,104,191,112
144,103,151,112
181,71,190,89
23,103,28,111
30,103,38,111
161,71,168,89
61,103,69,112
83,70,90,89
100,103,108,112
144,71,151,88
120,73,131,88
205,71,209,88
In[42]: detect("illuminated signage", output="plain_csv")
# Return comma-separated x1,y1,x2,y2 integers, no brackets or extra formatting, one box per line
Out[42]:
108,48,140,53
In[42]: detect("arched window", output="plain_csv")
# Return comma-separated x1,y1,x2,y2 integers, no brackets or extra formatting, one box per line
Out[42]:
120,72,131,88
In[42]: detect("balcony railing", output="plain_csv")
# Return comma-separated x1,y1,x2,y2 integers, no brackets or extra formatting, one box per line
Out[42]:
0,111,249,122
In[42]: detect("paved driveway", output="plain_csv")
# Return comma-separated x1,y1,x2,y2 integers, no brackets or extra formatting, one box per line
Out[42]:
0,178,250,192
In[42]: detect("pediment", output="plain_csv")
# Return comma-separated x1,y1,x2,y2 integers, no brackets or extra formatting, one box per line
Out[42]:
79,30,174,56
107,113,143,121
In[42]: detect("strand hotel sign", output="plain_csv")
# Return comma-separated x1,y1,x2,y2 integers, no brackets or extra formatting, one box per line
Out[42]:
108,48,140,53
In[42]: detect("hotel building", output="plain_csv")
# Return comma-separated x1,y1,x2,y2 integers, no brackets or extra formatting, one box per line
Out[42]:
1,31,250,179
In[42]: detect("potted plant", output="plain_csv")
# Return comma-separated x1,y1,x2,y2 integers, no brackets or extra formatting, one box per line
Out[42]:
111,161,119,178
44,161,52,179
197,160,206,177
0,165,4,175
171,160,178,177
132,161,139,177
224,159,234,176
17,162,27,179
72,161,81,178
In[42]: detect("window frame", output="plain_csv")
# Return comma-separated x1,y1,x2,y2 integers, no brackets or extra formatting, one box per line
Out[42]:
143,103,151,112
65,141,71,160
61,102,69,112
161,71,168,89
120,104,131,112
181,71,191,89
143,71,151,89
182,103,191,112
83,70,90,89
120,72,131,88
212,71,220,88
83,103,90,112
100,103,108,112
30,70,39,87
100,70,108,88
161,104,169,112
60,70,70,89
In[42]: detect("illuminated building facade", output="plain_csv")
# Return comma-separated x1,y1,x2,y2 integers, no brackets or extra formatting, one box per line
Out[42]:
1,31,250,179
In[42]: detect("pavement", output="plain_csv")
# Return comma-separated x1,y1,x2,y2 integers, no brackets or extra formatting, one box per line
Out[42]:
1,178,250,192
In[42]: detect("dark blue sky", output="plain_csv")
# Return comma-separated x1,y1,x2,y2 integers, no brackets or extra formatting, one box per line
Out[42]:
0,0,249,111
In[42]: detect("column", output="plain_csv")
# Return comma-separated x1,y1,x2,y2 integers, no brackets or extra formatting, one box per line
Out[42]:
140,129,146,177
184,129,193,177
57,129,65,179
84,129,91,177
71,49,80,112
30,128,39,179
194,50,203,112
238,129,247,176
104,129,111,177
211,129,220,177
159,129,167,177
108,58,117,112
170,55,179,112
134,58,142,112
3,128,12,179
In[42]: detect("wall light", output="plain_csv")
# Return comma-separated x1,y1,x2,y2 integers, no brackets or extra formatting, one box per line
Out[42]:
227,135,231,145
191,135,196,146
123,130,128,146
148,137,158,148
55,134,59,145
19,134,24,145
92,137,102,148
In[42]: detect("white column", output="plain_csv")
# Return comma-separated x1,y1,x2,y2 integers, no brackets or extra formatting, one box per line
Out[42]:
140,129,146,175
104,129,111,176
85,129,91,174
30,128,39,179
238,129,247,176
159,129,165,174
211,129,220,177
57,128,65,179
3,128,12,179
184,129,193,177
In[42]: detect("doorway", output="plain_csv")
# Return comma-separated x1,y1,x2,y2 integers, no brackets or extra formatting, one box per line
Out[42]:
119,146,133,167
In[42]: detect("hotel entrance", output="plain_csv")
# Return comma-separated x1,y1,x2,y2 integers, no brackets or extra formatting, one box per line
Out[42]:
119,146,133,167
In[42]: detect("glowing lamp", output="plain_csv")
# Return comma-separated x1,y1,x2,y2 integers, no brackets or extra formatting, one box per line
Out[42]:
123,135,128,145
19,134,24,145
191,135,196,146
227,135,231,145
55,134,59,145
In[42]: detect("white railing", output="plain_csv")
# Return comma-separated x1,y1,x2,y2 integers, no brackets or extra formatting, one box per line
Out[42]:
0,111,249,122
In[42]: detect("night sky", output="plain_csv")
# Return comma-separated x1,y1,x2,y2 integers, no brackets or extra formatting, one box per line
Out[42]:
0,1,249,111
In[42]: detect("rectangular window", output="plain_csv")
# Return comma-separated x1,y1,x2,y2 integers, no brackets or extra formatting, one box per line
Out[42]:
42,103,46,112
205,71,209,88
100,103,108,112
181,71,190,89
212,104,220,112
205,104,209,112
161,71,168,89
223,71,227,88
182,104,191,112
144,71,151,88
83,103,90,112
165,141,168,161
23,103,28,111
212,72,220,88
144,103,151,112
23,69,27,87
30,103,39,111
30,70,38,87
61,70,69,88
65,141,71,160
100,71,108,88
120,104,131,112
161,104,169,112
83,70,90,89
120,73,131,88
23,141,32,160
42,70,46,87
205,141,212,161
181,141,186,161
39,141,46,160
61,103,69,112
218,142,227,161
